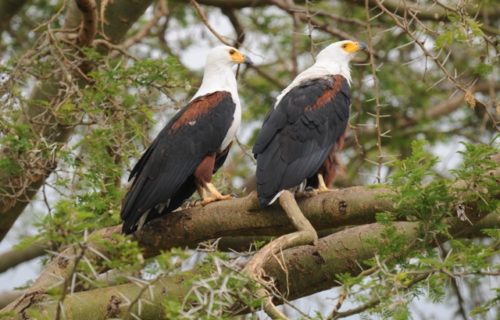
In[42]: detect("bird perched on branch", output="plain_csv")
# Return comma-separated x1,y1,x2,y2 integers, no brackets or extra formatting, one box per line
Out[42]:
253,40,367,207
121,46,251,234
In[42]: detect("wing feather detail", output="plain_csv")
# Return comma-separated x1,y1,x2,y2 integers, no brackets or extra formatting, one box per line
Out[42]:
121,91,235,233
253,75,351,207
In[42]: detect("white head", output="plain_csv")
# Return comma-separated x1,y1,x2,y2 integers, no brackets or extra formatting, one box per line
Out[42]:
274,40,366,105
316,40,367,65
193,45,250,100
204,45,250,70
313,40,367,84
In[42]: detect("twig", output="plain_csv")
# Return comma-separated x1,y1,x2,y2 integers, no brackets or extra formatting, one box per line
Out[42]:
373,0,497,126
329,272,430,319
243,191,318,319
125,277,161,319
190,0,232,46
268,0,357,40
122,1,168,49
436,243,468,320
329,290,348,319
364,0,385,183
221,7,245,47
287,0,299,77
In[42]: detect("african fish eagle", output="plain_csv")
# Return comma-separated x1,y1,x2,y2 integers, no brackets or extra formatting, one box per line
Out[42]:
121,45,251,234
253,40,367,207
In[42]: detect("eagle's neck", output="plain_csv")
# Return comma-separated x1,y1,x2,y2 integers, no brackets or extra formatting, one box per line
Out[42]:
274,60,351,107
300,60,352,84
192,63,241,151
192,64,239,104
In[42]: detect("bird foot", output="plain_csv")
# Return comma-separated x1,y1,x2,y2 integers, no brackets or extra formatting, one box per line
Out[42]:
295,190,317,199
316,186,335,193
201,194,232,206
296,187,336,199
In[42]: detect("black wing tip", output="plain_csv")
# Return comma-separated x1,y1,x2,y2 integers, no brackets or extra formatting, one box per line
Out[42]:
121,220,137,235
257,194,275,208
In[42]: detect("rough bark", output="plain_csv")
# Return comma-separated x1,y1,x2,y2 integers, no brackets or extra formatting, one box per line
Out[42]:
2,227,120,314
0,186,389,272
0,292,22,309
18,211,498,320
3,187,389,314
4,180,498,318
0,0,153,243
136,187,393,257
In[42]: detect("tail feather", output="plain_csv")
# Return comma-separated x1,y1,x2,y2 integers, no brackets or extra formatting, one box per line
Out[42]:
121,177,148,234
255,140,287,207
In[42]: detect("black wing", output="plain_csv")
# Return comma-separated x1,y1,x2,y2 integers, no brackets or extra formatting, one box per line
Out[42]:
146,142,233,221
121,91,235,233
253,75,350,207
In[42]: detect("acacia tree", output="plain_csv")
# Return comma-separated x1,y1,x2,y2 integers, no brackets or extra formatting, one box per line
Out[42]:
0,0,498,319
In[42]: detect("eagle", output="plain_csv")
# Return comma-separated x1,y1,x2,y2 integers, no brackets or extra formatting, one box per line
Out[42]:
253,40,366,207
121,46,251,234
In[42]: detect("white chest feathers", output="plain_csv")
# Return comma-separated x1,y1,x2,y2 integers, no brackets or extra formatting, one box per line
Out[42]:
220,99,241,150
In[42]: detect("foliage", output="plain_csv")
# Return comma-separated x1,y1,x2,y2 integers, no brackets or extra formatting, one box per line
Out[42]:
335,140,499,319
163,253,262,319
0,0,498,319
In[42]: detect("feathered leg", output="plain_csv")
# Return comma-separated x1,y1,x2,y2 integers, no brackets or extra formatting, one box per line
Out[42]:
194,154,231,206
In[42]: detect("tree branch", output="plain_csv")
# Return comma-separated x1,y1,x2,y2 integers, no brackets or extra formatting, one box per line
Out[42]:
0,242,47,273
2,176,498,317
1,186,391,314
268,0,357,41
220,7,245,47
18,211,498,319
135,186,393,257
243,191,318,319
353,0,500,21
0,291,22,309
75,0,97,46
348,81,500,147
190,0,232,45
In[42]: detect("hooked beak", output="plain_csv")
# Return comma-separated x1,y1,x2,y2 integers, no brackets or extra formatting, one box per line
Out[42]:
344,41,368,53
243,55,253,66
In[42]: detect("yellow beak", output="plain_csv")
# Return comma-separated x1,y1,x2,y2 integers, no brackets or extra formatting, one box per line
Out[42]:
344,41,368,53
231,50,247,64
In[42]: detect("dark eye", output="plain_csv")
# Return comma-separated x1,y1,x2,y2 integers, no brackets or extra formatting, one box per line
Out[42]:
229,49,236,55
342,43,349,48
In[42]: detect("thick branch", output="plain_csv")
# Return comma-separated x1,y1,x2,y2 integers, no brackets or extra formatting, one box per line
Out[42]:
75,0,97,46
3,179,498,317
0,291,22,309
136,186,393,256
21,211,498,319
2,186,387,314
243,191,318,319
0,242,47,273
